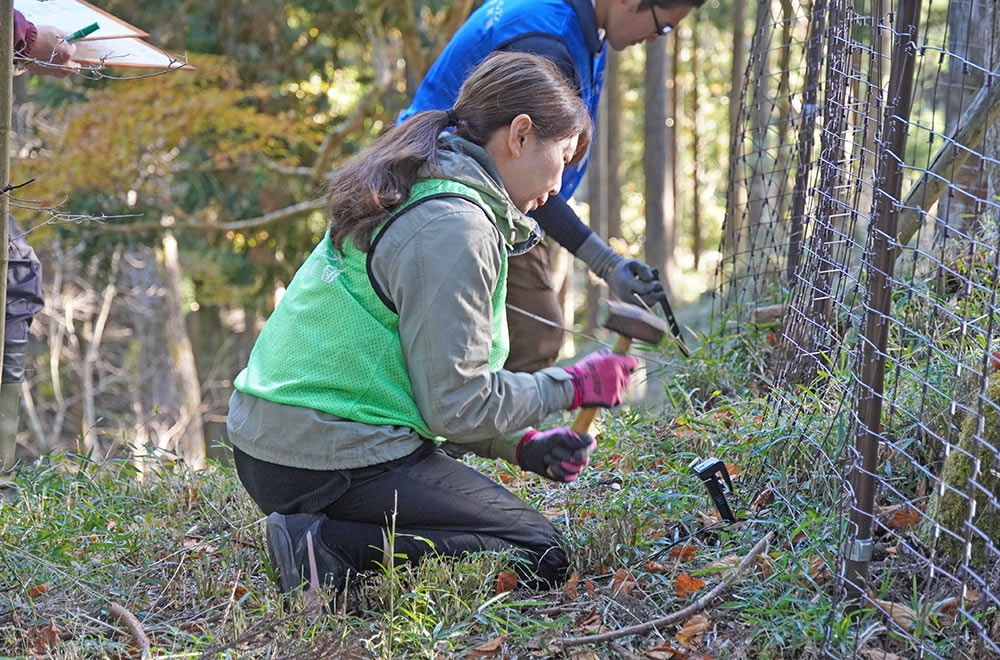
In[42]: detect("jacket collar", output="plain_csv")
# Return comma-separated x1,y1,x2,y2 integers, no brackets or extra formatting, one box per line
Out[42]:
567,0,603,55
430,133,540,252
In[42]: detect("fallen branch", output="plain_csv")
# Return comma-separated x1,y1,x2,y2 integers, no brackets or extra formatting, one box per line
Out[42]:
109,602,151,659
553,531,774,648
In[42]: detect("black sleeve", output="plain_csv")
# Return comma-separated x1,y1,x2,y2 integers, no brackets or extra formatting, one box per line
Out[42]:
529,193,593,253
497,34,580,92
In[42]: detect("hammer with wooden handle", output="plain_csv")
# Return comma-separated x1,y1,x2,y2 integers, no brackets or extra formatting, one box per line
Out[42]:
570,300,669,435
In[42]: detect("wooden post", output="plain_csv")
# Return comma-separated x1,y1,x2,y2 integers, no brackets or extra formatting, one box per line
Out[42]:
844,0,920,601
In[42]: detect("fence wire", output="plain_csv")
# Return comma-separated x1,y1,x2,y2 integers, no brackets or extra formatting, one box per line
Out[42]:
716,0,999,657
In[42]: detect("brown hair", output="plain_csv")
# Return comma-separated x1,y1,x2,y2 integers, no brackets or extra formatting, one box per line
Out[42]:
325,52,592,252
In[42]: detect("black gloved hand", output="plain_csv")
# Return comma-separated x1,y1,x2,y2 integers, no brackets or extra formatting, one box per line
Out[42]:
516,428,596,482
605,258,667,308
576,233,666,307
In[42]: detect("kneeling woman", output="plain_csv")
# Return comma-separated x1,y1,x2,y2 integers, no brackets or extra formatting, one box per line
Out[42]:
228,52,637,596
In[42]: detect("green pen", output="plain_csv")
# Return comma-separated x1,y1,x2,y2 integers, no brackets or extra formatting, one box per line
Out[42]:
63,22,100,43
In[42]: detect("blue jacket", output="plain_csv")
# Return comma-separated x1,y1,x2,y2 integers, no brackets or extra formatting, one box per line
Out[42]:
399,0,606,202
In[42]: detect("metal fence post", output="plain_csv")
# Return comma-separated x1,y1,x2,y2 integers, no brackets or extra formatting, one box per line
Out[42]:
844,0,921,600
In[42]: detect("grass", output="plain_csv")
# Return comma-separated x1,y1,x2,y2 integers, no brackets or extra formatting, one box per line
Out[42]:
0,324,994,658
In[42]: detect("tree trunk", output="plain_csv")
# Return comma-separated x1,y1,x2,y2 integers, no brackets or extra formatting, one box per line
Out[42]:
606,49,624,242
82,248,121,453
160,231,206,470
587,81,609,329
744,0,776,254
937,0,998,241
690,18,702,269
723,0,748,256
644,38,675,296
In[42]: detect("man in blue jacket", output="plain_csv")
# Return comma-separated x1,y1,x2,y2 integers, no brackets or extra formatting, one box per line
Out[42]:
401,0,704,372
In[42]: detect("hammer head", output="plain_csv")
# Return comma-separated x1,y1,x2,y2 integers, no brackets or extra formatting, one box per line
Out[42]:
597,299,669,346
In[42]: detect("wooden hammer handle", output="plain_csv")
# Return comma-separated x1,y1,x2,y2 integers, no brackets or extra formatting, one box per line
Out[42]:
570,334,633,435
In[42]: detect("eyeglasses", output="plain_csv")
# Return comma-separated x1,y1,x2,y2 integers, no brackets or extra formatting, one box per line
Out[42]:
649,6,673,38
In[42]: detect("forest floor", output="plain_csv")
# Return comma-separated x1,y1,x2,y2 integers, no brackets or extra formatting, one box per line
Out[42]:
0,301,989,659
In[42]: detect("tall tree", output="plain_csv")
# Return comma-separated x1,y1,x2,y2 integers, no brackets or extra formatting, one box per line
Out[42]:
588,88,609,329
724,0,748,254
690,17,703,268
606,49,624,242
645,39,675,295
938,0,999,240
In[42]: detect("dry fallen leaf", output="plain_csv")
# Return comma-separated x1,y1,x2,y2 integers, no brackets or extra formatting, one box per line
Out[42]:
575,607,604,633
873,597,919,632
859,650,905,660
563,570,580,600
696,511,721,527
467,635,506,659
756,553,776,579
570,651,602,660
25,619,63,655
725,463,741,479
183,537,219,556
643,639,688,659
495,571,517,595
183,483,199,508
887,505,920,531
584,579,596,597
26,583,49,599
611,568,637,596
751,489,774,511
674,573,707,597
675,612,711,648
669,545,697,561
647,560,669,573
808,555,831,584
705,555,741,573
220,583,247,600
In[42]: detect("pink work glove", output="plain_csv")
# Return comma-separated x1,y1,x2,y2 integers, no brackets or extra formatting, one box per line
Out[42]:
516,428,596,482
565,350,639,410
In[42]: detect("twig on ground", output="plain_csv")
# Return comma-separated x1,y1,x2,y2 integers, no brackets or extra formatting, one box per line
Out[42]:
609,640,643,659
553,531,774,648
109,602,152,659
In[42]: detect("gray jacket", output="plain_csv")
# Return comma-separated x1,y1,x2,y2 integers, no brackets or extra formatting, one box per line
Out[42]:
227,134,575,470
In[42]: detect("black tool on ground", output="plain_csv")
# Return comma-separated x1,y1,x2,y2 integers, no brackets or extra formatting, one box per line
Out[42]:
649,268,691,357
690,457,738,523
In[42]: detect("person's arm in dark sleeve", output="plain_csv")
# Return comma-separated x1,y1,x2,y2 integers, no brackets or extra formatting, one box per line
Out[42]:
530,192,592,252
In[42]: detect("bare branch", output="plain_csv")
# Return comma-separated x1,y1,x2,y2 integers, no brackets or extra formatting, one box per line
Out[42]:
91,197,326,235
553,531,774,648
310,5,396,187
109,602,151,659
895,67,1000,252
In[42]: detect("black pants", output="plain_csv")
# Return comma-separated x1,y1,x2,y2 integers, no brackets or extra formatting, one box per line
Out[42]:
233,442,570,586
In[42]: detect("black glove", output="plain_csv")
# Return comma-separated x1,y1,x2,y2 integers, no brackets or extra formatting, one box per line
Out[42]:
575,233,666,307
516,428,596,482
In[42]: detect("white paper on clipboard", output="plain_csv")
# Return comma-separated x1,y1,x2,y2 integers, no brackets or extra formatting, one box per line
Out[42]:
14,0,148,40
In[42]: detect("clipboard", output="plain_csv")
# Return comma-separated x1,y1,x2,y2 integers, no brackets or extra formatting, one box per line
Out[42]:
15,0,193,70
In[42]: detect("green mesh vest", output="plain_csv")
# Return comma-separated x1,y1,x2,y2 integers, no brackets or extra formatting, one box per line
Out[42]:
233,179,510,440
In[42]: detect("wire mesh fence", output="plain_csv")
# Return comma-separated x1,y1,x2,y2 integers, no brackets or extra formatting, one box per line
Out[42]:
716,0,999,656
